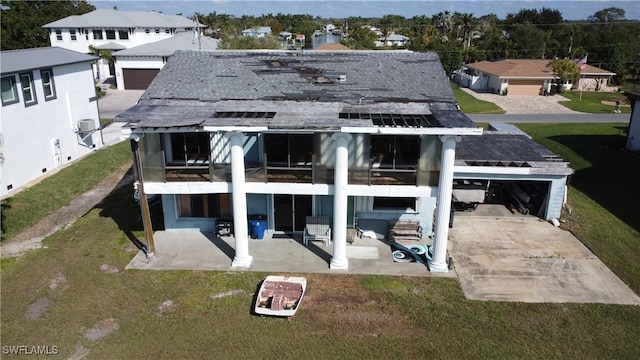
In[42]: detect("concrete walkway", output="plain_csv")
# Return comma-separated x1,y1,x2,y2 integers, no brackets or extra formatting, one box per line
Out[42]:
460,87,581,115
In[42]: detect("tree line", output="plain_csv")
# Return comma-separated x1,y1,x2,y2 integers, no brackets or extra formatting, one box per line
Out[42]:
2,2,638,84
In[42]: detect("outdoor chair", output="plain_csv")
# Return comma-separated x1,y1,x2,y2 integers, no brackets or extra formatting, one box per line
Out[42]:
303,216,332,246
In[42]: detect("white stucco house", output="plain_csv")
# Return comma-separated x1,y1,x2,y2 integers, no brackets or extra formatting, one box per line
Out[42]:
375,33,410,48
0,47,103,198
42,9,205,81
624,89,640,152
113,31,219,90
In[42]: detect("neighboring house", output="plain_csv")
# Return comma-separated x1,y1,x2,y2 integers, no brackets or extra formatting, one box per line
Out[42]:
42,9,205,80
115,50,571,272
0,47,103,198
462,59,616,95
323,24,336,33
241,27,272,38
624,89,640,152
279,31,293,41
375,33,410,48
113,31,219,90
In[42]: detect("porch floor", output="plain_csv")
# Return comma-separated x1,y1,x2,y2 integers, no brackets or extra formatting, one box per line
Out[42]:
125,231,455,277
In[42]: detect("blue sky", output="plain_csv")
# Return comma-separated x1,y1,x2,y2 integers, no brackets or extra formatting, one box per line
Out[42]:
89,1,640,21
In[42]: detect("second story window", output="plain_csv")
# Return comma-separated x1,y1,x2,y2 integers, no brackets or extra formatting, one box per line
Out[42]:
118,30,128,40
1,76,19,106
93,30,103,40
155,28,160,35
19,72,37,107
145,28,150,34
84,29,89,40
165,28,170,34
106,30,116,40
40,69,56,101
55,30,62,41
69,29,76,41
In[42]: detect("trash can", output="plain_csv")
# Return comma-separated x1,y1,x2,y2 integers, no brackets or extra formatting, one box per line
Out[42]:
252,220,266,240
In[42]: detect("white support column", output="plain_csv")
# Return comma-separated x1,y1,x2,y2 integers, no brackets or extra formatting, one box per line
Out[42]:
428,135,461,273
330,133,351,270
227,132,252,268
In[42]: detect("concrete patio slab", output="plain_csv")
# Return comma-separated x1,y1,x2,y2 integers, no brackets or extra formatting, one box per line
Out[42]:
448,216,640,305
126,231,455,278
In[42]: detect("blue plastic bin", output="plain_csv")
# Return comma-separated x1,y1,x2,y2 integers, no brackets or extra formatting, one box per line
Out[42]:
252,220,266,240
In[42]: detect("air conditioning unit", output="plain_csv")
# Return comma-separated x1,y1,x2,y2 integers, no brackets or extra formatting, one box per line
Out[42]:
78,119,96,132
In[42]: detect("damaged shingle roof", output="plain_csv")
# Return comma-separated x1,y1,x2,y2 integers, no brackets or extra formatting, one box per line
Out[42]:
141,50,456,103
117,50,479,130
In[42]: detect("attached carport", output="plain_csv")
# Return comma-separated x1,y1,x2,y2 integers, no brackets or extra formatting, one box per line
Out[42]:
454,123,573,221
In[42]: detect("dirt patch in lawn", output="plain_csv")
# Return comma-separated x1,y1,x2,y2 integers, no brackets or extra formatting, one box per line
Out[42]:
84,318,120,341
26,298,52,320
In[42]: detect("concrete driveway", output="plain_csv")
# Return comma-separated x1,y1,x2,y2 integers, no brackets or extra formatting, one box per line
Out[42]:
460,87,580,114
449,215,640,305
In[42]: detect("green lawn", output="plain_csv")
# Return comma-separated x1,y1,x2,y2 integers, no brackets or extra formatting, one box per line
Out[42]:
1,124,639,359
450,82,506,114
0,141,132,241
557,90,631,114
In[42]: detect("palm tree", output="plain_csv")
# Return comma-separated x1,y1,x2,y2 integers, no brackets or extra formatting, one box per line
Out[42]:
547,58,580,93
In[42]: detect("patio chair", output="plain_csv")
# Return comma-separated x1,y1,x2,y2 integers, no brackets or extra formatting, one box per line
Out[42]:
303,216,331,246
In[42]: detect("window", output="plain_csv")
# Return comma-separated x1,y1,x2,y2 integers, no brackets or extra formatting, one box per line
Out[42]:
84,29,89,40
105,30,116,40
40,69,56,100
165,28,170,34
93,30,103,40
373,197,416,211
1,76,19,106
145,28,150,34
169,133,211,164
70,29,76,41
265,134,313,167
370,135,419,169
179,194,231,218
55,30,62,41
118,30,128,40
19,72,37,106
155,28,160,34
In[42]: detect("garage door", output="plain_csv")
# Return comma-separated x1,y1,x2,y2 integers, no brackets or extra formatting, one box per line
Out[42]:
508,79,543,95
122,68,160,90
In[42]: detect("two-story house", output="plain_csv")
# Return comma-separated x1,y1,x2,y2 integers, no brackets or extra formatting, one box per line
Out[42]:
0,47,102,198
115,50,483,272
42,9,205,81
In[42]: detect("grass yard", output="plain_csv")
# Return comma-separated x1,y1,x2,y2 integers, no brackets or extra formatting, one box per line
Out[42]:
450,82,506,114
1,124,639,359
0,141,132,241
557,90,631,114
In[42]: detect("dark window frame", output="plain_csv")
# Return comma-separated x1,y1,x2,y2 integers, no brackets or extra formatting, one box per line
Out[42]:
55,29,62,40
19,72,37,107
178,194,231,218
105,29,116,40
118,29,129,40
93,29,103,40
1,75,20,106
373,197,417,211
40,68,56,101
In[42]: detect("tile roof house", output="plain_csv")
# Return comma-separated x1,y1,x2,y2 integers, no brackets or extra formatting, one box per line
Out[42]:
463,59,616,95
113,31,219,90
1,47,103,197
115,50,571,272
43,9,205,82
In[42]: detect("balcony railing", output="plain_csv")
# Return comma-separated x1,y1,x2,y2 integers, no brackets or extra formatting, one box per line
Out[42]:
159,153,419,186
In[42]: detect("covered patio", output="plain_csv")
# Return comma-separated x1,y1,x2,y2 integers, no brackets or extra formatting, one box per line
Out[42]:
125,231,453,277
